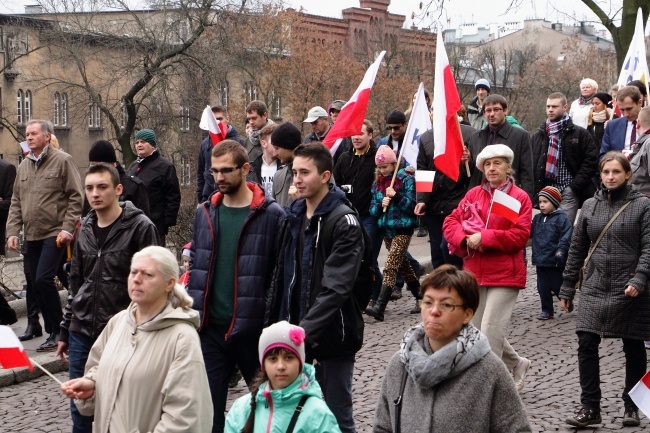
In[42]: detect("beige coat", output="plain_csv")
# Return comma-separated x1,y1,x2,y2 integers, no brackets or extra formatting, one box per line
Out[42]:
6,145,83,240
75,303,213,433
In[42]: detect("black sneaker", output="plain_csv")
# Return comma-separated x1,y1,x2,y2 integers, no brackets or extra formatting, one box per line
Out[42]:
566,407,602,427
623,408,640,427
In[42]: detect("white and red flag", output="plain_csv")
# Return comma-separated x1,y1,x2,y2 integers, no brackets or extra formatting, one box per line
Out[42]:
323,51,386,155
19,141,29,155
630,370,650,418
415,170,436,193
488,189,521,225
199,106,228,146
0,325,33,371
400,82,432,168
433,30,464,182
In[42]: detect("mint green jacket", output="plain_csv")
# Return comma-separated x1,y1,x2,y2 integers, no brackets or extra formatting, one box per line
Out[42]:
225,364,342,433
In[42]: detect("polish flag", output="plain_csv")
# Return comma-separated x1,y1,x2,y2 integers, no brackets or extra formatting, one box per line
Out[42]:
415,170,436,193
199,106,228,146
323,51,386,155
0,325,33,371
630,370,650,418
490,189,521,224
433,30,464,181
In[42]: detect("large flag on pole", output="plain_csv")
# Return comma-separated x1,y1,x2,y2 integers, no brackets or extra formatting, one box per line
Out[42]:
0,325,33,371
433,30,464,182
617,8,649,90
199,106,229,146
400,82,432,168
323,51,386,156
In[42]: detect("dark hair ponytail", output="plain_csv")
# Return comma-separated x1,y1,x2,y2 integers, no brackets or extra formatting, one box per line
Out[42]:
240,370,267,433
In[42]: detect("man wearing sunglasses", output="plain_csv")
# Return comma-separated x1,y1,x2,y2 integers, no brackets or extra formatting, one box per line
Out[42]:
377,109,408,154
188,140,285,433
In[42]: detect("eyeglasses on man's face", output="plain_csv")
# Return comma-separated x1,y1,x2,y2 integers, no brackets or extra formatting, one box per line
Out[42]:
210,165,242,176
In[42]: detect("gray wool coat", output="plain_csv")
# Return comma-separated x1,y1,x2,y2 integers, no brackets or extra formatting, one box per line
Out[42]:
559,184,650,340
374,351,531,433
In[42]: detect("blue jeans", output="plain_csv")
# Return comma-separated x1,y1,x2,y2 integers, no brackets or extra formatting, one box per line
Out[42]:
68,331,95,433
361,216,383,301
25,237,64,335
200,324,261,433
315,355,356,433
536,266,563,315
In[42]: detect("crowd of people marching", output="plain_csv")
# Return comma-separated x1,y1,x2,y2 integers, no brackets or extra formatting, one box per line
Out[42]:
1,75,650,433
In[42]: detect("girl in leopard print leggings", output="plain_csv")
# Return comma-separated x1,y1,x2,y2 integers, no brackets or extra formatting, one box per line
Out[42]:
366,145,419,321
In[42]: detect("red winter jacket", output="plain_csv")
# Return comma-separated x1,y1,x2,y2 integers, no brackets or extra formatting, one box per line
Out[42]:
443,180,532,288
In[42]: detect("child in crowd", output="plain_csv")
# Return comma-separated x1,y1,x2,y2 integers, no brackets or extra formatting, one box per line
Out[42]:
179,242,191,288
530,186,573,320
224,322,341,433
365,145,419,321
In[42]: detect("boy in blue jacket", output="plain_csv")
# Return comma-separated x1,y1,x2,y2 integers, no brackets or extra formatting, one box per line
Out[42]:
531,186,573,320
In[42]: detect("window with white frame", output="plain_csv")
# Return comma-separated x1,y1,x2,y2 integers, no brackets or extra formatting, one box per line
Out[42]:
244,82,257,103
24,90,31,122
274,94,282,118
16,89,23,124
180,155,191,187
61,93,68,127
180,104,190,132
53,92,60,126
88,96,102,128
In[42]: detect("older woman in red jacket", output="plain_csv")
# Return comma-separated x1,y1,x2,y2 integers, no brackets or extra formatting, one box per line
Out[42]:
443,144,532,391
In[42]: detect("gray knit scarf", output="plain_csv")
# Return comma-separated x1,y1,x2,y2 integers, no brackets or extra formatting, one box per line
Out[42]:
248,119,275,147
398,323,491,389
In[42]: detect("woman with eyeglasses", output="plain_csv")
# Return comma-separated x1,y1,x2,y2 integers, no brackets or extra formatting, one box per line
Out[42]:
443,144,533,392
373,265,531,433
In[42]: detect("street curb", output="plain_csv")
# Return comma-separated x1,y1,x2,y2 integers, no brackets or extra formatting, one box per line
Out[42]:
8,290,68,319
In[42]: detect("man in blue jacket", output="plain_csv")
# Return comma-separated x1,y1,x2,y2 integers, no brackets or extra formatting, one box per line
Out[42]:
267,143,364,433
600,86,644,159
189,140,285,433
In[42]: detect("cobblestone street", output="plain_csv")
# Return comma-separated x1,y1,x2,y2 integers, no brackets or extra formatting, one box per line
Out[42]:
1,244,649,432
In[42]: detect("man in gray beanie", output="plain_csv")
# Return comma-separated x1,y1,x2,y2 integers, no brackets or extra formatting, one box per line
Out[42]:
468,78,491,130
128,129,181,245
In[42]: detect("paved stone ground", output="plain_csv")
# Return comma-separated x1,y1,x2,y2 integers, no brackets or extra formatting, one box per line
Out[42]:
1,239,649,432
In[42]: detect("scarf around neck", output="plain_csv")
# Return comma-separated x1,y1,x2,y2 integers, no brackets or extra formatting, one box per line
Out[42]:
545,114,569,180
249,119,274,147
398,323,491,389
579,94,594,106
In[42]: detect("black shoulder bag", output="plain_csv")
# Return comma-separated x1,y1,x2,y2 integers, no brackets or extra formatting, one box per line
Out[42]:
393,366,409,433
286,395,311,433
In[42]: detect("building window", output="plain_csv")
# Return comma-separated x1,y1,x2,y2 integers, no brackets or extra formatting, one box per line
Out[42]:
180,155,191,187
61,93,68,126
244,82,257,104
273,93,281,118
218,81,229,107
24,90,31,122
53,92,60,126
17,89,23,124
180,104,190,132
121,98,127,130
89,96,102,128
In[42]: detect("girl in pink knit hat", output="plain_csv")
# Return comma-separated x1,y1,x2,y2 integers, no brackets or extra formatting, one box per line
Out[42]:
365,146,420,321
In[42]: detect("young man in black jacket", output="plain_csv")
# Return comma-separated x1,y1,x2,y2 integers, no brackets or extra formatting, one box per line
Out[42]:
56,164,158,432
269,143,363,433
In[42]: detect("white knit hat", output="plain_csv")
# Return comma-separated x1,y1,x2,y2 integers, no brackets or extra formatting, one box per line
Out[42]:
476,144,514,172
258,321,306,367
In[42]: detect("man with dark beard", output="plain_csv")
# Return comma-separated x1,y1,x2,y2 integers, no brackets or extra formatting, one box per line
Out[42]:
187,140,285,433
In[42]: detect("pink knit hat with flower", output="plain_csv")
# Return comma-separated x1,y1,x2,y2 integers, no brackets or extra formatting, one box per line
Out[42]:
375,145,397,164
258,321,306,367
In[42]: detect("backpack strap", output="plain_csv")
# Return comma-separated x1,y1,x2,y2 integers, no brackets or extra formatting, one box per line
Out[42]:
285,394,311,433
393,365,409,433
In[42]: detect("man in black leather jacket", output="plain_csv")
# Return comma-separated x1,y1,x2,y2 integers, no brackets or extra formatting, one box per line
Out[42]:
56,164,158,432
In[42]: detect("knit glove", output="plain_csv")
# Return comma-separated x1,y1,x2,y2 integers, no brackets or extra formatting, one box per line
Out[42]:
554,250,565,264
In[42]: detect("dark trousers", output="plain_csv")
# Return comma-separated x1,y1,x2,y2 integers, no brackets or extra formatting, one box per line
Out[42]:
315,355,356,433
200,323,261,433
25,237,64,336
0,293,17,325
536,266,563,315
424,214,463,269
68,331,95,433
577,331,647,411
361,216,383,302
